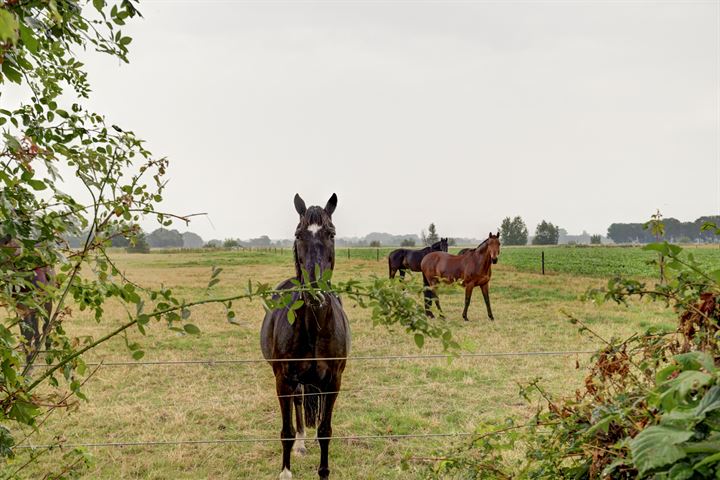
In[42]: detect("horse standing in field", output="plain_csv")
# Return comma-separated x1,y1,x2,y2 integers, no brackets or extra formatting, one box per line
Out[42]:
387,238,448,279
420,232,500,321
260,193,350,480
0,235,53,363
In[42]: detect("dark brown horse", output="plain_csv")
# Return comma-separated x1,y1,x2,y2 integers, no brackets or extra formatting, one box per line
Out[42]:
420,232,500,321
260,193,350,480
388,238,448,279
0,235,53,363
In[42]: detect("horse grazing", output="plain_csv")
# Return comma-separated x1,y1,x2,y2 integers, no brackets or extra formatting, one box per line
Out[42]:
420,232,500,321
388,238,448,279
260,193,350,480
0,235,53,363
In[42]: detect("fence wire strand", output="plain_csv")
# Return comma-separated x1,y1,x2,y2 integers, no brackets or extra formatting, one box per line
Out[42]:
17,432,479,450
53,349,596,368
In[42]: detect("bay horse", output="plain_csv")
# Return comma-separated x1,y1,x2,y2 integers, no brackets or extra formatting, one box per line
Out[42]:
260,193,350,480
420,232,500,321
0,235,53,363
388,238,448,279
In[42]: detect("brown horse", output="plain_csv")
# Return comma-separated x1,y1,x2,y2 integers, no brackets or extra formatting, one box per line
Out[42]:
420,232,500,321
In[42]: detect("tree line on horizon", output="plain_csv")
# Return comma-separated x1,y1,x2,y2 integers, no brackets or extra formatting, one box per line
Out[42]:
65,215,720,253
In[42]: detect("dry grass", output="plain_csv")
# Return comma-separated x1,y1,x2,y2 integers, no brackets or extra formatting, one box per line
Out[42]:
14,250,676,479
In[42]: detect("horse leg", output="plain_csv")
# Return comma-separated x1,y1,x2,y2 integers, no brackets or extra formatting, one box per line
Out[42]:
422,275,434,318
481,283,494,321
317,378,341,479
41,300,52,351
462,284,474,322
433,286,444,319
19,310,38,364
399,269,405,280
276,377,297,479
293,384,306,455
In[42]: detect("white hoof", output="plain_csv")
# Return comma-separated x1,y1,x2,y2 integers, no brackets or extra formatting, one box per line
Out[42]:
279,468,292,480
293,432,307,456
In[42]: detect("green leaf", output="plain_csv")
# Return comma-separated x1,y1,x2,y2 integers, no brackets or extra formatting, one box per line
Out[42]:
666,462,693,480
674,352,717,373
586,414,619,436
26,179,47,191
414,333,424,349
0,10,18,44
1,61,21,84
643,242,669,255
693,451,720,469
93,0,106,12
18,23,38,54
183,323,200,335
287,309,295,325
132,350,145,360
629,425,693,475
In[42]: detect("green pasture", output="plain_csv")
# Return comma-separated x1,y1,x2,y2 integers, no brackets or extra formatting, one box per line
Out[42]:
14,245,703,478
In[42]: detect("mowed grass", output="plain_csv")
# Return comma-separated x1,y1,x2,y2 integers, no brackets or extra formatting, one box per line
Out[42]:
15,247,684,479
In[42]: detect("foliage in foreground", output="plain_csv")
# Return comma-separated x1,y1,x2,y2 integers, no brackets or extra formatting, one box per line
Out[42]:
430,225,720,479
0,1,453,478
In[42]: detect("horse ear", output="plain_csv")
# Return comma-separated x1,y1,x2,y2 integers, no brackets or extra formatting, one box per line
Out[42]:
294,194,307,216
496,231,500,238
489,232,493,238
325,193,338,216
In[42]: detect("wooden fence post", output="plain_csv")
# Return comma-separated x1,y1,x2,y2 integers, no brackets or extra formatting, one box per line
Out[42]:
377,248,380,262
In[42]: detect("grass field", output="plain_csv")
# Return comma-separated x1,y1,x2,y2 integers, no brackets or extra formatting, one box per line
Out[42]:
14,245,719,479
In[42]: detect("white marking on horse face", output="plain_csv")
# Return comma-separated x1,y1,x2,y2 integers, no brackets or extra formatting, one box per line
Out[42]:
279,468,292,480
307,224,322,236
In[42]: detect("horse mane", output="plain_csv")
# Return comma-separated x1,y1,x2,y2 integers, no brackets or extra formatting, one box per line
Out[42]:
474,238,490,252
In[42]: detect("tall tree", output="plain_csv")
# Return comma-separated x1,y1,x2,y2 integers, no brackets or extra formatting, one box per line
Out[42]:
532,221,560,245
426,223,439,245
500,216,529,245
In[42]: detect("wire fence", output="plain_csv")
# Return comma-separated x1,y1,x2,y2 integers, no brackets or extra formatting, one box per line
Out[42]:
48,349,596,368
17,432,483,450
14,348,594,454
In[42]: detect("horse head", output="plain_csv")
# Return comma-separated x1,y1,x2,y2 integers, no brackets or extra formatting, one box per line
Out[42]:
430,239,445,252
487,231,501,264
293,193,337,290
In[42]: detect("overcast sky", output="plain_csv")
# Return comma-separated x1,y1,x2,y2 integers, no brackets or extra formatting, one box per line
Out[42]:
57,1,720,240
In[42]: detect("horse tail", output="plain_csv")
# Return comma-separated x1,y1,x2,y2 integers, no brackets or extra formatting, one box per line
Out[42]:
303,384,324,428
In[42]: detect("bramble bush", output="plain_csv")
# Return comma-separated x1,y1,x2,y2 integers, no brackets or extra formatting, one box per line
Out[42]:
429,222,720,479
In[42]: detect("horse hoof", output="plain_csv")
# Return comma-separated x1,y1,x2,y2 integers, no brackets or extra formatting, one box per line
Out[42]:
279,468,292,480
293,433,306,455
463,317,469,322
488,316,495,321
